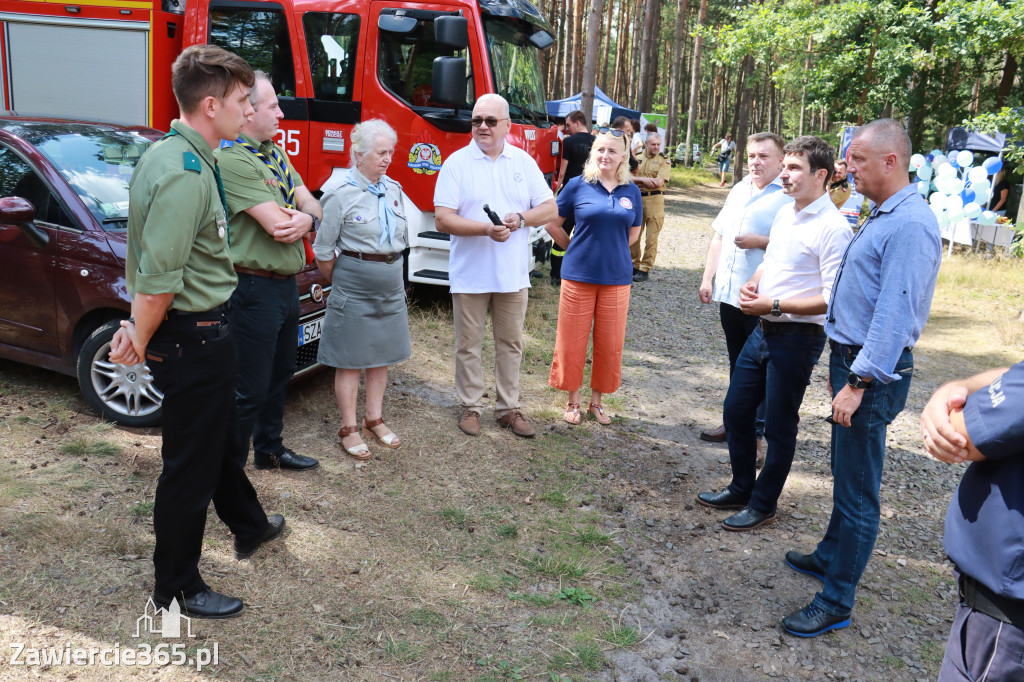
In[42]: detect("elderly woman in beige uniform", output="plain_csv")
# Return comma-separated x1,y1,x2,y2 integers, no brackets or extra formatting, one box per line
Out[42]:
313,119,410,459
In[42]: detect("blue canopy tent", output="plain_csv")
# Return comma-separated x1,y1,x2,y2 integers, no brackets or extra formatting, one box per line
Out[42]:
545,86,640,122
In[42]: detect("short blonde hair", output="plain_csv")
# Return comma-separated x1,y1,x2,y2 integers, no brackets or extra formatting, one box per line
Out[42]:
582,131,631,186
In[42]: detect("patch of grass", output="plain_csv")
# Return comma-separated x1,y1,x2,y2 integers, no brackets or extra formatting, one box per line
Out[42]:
880,655,906,669
538,489,570,508
383,637,422,663
440,506,470,528
921,640,944,663
599,621,640,648
555,587,597,608
470,572,502,591
476,655,527,680
428,673,454,682
573,526,612,546
496,523,519,539
407,608,446,627
58,439,121,457
509,592,557,607
130,501,155,516
601,582,625,599
549,641,604,672
520,552,590,579
530,612,576,627
903,586,931,605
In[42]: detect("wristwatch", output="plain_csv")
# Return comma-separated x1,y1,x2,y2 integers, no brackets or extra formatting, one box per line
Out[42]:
307,214,320,232
847,373,871,389
771,299,782,317
517,212,525,230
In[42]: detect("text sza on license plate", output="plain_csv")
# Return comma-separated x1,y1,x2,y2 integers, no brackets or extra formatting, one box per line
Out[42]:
298,317,323,346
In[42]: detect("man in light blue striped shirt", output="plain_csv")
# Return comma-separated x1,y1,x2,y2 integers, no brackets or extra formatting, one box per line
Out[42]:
781,119,942,638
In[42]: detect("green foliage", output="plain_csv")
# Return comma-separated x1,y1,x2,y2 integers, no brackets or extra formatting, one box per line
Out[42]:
966,107,1024,174
555,587,597,608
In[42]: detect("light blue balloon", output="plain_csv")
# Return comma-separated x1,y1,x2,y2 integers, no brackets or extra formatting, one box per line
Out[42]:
982,156,1003,175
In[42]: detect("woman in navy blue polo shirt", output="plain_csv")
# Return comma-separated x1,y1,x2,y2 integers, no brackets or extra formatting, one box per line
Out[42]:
545,129,643,424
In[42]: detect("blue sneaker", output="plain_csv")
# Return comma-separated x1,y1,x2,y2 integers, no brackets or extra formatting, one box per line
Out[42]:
785,550,825,582
782,602,850,638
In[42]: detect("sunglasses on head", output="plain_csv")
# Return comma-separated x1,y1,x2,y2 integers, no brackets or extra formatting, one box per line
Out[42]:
470,116,509,128
596,127,626,137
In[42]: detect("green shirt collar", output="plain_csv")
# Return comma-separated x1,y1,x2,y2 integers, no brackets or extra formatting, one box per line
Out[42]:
169,119,217,168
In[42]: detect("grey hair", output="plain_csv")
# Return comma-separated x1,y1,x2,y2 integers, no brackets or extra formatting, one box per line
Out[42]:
855,118,912,169
249,70,273,107
473,93,510,119
349,119,398,168
646,132,661,143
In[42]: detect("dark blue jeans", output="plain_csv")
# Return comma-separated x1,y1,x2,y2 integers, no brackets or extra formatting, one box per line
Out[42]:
720,303,765,437
811,345,913,616
228,273,300,459
724,326,825,513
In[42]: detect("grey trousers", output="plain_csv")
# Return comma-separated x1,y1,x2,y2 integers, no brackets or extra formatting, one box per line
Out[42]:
939,602,1024,681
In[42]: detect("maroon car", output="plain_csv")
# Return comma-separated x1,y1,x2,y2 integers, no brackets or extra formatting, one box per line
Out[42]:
0,116,328,426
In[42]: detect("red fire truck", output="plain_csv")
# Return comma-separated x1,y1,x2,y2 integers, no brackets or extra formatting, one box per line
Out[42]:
0,0,560,285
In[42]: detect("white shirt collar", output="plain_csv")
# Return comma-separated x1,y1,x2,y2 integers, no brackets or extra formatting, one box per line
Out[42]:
468,137,513,160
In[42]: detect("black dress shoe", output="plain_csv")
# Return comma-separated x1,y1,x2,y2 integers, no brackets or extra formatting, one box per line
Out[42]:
785,550,825,582
152,587,244,619
781,602,850,638
254,448,319,471
696,489,749,510
700,425,727,443
723,506,777,531
632,270,649,282
234,514,286,560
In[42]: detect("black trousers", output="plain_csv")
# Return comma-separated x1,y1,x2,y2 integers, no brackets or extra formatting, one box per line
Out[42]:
228,273,299,459
145,310,268,598
719,302,765,436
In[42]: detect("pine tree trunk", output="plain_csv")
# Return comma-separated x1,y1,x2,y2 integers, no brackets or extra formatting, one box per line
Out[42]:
601,0,614,90
666,0,688,150
733,54,755,184
628,0,644,105
580,0,605,125
571,0,584,93
682,0,707,165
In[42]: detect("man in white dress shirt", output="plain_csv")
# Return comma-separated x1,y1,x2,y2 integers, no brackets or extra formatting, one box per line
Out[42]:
697,135,853,531
434,94,557,438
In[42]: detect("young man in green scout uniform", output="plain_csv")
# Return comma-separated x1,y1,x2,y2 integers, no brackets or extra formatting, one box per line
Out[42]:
216,71,321,472
109,45,285,619
631,132,671,282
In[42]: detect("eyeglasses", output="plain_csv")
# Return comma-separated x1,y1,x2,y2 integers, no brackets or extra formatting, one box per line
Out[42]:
596,127,626,137
470,116,509,128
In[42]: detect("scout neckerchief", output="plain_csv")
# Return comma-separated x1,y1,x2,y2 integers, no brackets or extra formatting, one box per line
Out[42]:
347,170,398,247
162,128,230,244
235,138,315,262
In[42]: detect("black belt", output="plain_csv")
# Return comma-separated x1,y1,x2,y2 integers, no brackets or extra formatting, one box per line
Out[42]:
164,304,227,322
340,250,400,264
959,573,1024,627
235,266,294,280
640,190,664,197
829,340,912,358
759,319,824,336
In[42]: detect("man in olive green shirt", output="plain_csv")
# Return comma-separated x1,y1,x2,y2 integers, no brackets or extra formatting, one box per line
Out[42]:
110,46,284,619
217,71,322,472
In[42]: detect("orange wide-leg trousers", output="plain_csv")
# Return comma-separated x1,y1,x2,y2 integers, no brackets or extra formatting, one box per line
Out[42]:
548,279,631,394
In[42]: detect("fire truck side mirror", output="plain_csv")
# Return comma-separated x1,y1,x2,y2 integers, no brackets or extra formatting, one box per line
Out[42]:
431,57,467,109
434,15,468,50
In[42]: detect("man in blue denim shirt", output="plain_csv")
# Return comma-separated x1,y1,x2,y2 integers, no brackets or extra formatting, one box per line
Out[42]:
920,361,1024,681
780,119,942,637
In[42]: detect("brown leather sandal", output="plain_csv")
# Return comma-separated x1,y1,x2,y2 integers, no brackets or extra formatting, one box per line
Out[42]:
362,417,400,449
588,402,611,425
563,402,581,425
339,425,371,460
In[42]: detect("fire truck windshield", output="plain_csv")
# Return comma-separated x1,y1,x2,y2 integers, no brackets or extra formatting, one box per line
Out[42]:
483,17,547,124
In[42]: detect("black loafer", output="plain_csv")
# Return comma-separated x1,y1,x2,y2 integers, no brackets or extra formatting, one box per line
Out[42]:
234,514,285,560
782,602,850,638
696,489,749,510
723,506,777,531
254,448,319,471
152,587,244,619
785,550,825,582
632,270,649,282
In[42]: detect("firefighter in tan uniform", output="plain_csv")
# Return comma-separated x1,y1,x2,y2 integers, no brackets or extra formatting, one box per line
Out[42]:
631,133,671,282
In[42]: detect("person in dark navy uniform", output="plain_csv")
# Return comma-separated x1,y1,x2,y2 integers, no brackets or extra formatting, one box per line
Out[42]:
109,45,285,619
921,360,1024,681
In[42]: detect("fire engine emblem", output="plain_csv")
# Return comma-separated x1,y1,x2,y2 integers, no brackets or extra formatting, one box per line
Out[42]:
408,130,443,175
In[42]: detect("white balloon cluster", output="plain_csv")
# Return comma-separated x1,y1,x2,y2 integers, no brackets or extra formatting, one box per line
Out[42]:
911,149,1004,229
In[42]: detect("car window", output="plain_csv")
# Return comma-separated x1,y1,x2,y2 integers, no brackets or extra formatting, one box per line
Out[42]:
0,145,66,225
377,12,475,109
31,131,151,230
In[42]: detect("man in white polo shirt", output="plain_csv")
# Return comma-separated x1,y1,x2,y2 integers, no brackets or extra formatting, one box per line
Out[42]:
697,135,853,531
434,94,557,438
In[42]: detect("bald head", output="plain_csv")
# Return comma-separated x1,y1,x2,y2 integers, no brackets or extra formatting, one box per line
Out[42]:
854,119,911,170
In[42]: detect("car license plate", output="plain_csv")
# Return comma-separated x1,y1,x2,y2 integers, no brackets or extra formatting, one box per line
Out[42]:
298,316,323,346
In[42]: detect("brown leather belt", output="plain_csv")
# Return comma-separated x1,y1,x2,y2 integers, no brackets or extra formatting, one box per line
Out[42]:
340,250,401,264
640,190,664,197
235,266,293,280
